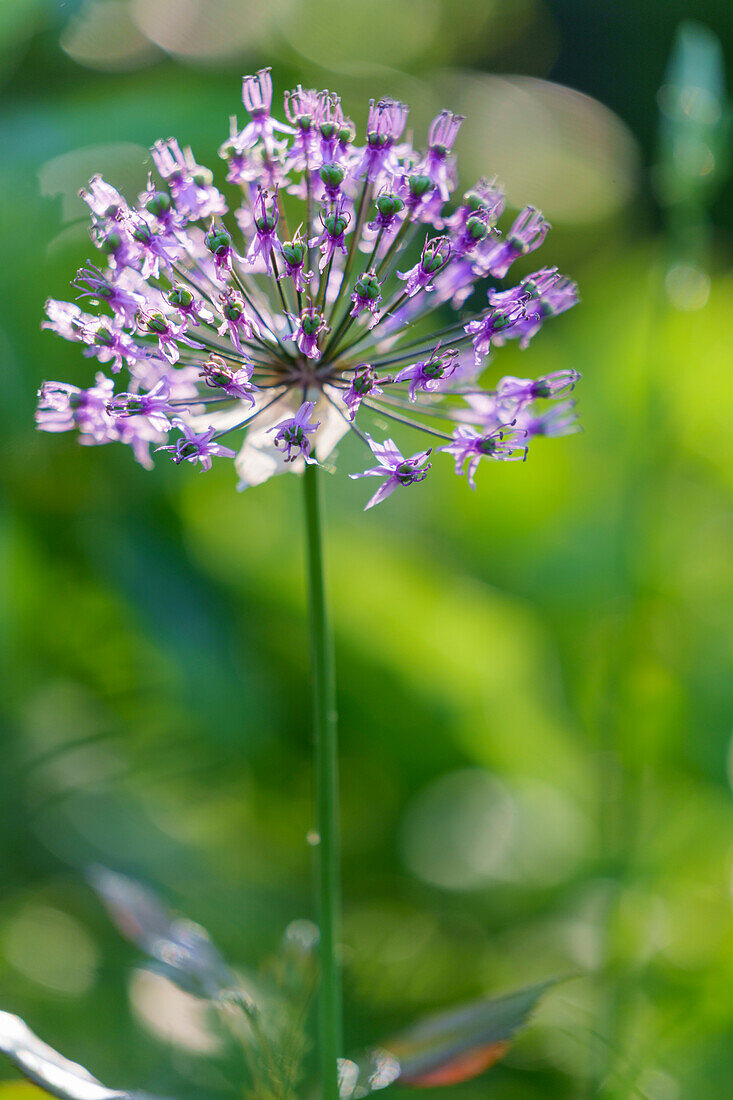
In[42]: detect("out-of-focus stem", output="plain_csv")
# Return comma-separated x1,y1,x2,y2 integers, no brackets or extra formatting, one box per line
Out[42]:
302,463,342,1100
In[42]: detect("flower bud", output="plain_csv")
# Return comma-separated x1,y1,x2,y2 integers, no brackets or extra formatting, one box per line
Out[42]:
205,224,232,257
145,191,172,217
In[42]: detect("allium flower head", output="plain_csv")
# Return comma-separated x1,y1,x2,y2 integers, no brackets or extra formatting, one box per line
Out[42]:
36,70,581,507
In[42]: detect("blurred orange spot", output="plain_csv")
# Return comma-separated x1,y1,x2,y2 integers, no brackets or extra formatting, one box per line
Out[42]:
401,1040,511,1086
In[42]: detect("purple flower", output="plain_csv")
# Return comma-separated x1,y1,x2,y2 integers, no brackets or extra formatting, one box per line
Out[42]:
482,268,577,353
239,68,294,149
112,415,162,470
151,138,225,222
43,299,94,341
310,197,351,273
515,400,580,438
217,289,259,352
464,301,528,365
455,391,507,429
355,98,409,182
315,91,351,165
91,223,139,271
367,188,406,234
36,374,115,439
159,420,236,471
246,188,281,274
283,85,321,171
343,366,385,420
139,175,181,233
205,223,235,280
350,272,382,325
481,206,550,278
166,285,213,327
279,235,311,293
350,437,431,510
441,425,528,488
268,401,321,462
495,370,581,412
395,346,458,401
36,70,581,495
137,309,204,365
111,379,178,431
422,109,464,200
318,161,346,204
72,263,142,328
79,175,130,225
398,236,451,297
401,170,445,226
81,319,147,373
200,355,259,406
451,207,496,260
497,274,580,347
289,308,328,360
445,177,505,234
127,217,180,280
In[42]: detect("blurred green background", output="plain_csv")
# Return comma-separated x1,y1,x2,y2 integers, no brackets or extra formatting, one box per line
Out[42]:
1,1,732,1097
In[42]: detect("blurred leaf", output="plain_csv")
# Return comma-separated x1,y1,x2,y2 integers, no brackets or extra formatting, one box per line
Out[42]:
657,21,730,205
0,1085,50,1098
89,866,240,1001
340,980,556,1093
0,1012,167,1100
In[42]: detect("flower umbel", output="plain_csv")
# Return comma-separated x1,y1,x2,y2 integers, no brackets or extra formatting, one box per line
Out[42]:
36,70,581,506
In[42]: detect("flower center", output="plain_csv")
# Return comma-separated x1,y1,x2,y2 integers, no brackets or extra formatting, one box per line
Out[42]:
396,462,417,483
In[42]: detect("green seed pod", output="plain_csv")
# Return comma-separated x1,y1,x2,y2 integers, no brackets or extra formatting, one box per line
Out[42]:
94,325,114,346
205,225,232,255
146,314,168,334
168,287,194,308
325,214,348,237
423,250,447,274
408,174,433,198
145,192,172,217
255,214,277,233
282,241,305,267
100,231,120,254
466,215,489,241
319,163,345,188
354,273,381,300
478,437,498,455
376,193,404,217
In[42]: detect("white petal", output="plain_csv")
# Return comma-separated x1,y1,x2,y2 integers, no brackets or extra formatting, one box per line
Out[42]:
315,385,351,461
235,387,351,490
187,400,256,433
235,394,304,489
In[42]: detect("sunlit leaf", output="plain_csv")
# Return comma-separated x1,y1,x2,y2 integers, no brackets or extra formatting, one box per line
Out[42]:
339,980,555,1094
0,1084,51,1098
89,866,239,1000
0,1012,166,1100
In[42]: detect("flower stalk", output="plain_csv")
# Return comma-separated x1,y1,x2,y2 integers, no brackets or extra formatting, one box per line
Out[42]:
303,461,342,1100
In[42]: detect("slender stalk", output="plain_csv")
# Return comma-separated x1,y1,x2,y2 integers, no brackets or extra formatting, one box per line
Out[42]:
375,215,412,278
302,463,342,1100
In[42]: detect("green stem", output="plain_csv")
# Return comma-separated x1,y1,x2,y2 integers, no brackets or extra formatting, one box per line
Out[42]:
302,463,342,1100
